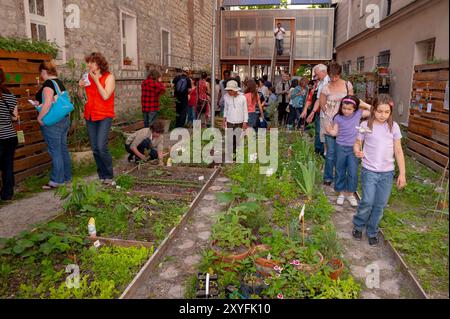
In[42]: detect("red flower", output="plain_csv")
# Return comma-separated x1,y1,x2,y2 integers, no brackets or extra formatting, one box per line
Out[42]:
277,293,284,299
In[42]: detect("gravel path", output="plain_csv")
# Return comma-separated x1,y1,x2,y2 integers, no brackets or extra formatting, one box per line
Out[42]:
323,185,421,299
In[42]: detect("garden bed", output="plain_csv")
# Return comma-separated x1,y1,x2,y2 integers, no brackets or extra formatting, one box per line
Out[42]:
187,132,361,299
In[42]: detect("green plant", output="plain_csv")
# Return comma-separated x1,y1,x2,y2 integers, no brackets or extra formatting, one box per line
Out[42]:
295,160,319,199
115,175,136,190
58,180,111,213
211,213,254,251
0,37,59,57
159,93,177,121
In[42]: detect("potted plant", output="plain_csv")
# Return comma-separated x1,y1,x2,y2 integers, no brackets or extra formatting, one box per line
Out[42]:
158,93,176,133
326,258,345,280
210,213,254,264
251,244,282,278
123,56,133,66
240,273,266,297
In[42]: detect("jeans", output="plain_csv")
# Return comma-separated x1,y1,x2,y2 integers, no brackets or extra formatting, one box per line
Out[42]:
187,106,196,124
353,168,394,238
324,134,337,183
86,118,114,180
176,96,189,128
41,116,72,185
314,113,324,157
276,39,284,55
335,144,359,193
287,107,303,130
143,111,158,128
125,139,158,161
0,137,18,200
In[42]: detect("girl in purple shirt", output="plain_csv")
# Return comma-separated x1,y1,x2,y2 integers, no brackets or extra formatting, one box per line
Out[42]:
327,96,371,207
352,94,407,246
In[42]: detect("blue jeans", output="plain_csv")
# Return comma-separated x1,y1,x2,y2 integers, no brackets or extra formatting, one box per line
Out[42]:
314,113,324,156
86,118,114,180
187,106,196,124
125,138,158,161
335,144,359,193
143,111,158,128
41,116,72,185
248,112,259,130
353,168,394,238
324,134,337,183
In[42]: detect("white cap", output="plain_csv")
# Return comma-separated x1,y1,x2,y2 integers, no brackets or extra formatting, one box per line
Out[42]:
225,80,240,92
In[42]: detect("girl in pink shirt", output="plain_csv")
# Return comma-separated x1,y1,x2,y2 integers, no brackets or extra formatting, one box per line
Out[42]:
352,94,407,246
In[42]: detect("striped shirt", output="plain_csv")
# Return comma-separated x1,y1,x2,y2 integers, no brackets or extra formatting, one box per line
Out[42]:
0,93,18,140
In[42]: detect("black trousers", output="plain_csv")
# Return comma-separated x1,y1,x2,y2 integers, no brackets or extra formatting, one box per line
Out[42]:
125,139,158,161
0,137,18,201
176,97,189,128
278,102,288,126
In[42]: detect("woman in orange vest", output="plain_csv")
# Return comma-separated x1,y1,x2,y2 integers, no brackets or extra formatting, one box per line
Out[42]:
79,52,116,183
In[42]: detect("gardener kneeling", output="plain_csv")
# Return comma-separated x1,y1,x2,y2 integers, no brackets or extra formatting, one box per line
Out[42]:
125,121,165,165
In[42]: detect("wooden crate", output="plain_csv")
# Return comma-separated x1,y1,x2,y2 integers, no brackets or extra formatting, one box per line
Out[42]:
0,49,52,183
408,62,449,173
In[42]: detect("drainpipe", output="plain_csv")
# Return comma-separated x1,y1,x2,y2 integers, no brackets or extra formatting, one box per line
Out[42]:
211,0,217,129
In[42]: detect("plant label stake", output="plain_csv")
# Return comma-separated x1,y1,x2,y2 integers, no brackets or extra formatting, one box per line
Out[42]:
299,205,306,247
205,273,210,300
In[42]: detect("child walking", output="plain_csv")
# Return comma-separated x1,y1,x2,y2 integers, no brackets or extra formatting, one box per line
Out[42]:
326,95,370,207
287,78,309,131
352,94,407,246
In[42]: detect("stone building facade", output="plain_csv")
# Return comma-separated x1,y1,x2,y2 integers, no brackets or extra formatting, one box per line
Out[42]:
0,0,214,117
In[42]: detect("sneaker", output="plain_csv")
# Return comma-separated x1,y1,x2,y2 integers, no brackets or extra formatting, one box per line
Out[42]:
368,236,379,247
347,195,358,207
323,181,332,186
127,154,135,163
102,179,114,185
352,228,362,241
337,194,345,206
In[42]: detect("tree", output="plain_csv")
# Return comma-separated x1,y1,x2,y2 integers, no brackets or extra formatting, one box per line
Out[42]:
239,0,288,10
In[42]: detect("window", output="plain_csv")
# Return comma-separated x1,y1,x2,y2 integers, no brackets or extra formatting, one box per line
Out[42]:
357,56,365,73
28,0,47,41
386,0,392,16
343,60,351,75
377,50,391,67
24,0,66,62
415,38,436,64
120,9,138,68
161,29,171,66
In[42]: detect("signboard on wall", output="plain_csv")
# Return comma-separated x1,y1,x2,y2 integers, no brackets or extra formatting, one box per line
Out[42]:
222,0,330,6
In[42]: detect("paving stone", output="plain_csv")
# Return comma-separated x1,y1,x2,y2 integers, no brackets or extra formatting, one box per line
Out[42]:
177,240,194,250
167,285,185,299
350,265,368,279
160,266,179,280
217,177,230,183
361,291,382,299
184,255,202,266
203,194,217,201
209,186,223,192
337,231,353,240
197,231,211,241
380,279,400,296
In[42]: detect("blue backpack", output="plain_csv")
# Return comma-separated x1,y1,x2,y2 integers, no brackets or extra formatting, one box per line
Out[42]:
175,77,189,95
36,80,74,126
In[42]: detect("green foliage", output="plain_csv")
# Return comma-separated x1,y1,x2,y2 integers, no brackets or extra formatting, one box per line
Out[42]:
115,175,136,190
0,37,59,58
159,93,177,121
295,160,319,199
212,213,254,251
58,180,111,213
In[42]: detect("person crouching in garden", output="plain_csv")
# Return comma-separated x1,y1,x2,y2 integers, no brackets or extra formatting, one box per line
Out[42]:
36,62,72,190
125,121,165,166
141,69,166,128
79,52,116,184
0,68,19,201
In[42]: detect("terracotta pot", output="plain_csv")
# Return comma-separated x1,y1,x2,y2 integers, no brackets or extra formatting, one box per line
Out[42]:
327,258,345,280
295,251,324,273
255,258,281,278
211,240,252,264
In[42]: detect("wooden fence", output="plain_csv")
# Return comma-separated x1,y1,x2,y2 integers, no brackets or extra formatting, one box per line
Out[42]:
0,50,52,183
407,62,449,173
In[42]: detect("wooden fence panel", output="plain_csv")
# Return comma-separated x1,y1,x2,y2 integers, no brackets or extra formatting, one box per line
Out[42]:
0,49,52,183
408,62,449,173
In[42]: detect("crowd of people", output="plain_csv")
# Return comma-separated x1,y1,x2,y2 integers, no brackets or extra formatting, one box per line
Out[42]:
0,57,407,247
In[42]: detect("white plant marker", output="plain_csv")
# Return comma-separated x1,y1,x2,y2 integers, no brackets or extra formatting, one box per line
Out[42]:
205,273,210,299
299,205,306,247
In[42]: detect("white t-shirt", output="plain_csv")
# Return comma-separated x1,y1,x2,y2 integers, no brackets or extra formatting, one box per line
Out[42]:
274,27,286,40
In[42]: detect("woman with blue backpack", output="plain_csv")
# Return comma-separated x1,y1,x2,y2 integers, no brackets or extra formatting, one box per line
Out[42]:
287,77,309,131
35,61,72,190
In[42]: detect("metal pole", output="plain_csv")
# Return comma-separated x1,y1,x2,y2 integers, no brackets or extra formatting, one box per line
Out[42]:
211,0,217,129
248,45,251,78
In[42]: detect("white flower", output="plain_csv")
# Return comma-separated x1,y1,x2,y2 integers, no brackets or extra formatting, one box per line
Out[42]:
116,185,122,190
198,176,205,181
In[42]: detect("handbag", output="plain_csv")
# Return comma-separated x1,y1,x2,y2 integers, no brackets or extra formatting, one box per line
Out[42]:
36,80,74,126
